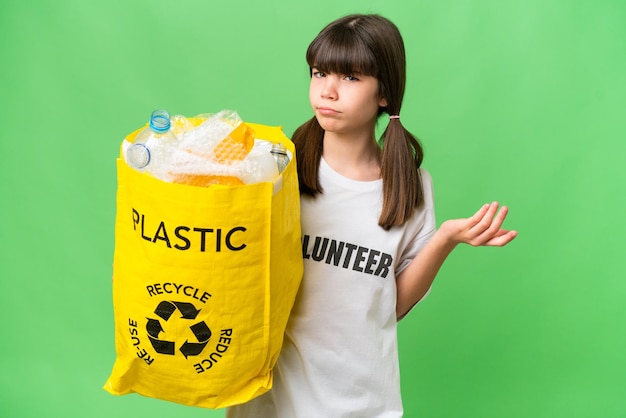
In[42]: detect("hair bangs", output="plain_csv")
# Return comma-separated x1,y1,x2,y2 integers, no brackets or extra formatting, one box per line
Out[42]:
306,27,378,77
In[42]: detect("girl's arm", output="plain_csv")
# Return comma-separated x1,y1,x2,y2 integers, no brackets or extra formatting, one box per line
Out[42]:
396,202,518,320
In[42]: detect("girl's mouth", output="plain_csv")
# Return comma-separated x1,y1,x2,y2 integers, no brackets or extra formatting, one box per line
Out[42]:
317,107,340,116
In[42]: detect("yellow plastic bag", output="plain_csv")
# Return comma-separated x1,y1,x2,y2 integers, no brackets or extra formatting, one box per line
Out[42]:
103,122,303,409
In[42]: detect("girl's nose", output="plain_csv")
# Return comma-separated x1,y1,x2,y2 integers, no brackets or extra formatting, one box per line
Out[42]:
320,77,338,100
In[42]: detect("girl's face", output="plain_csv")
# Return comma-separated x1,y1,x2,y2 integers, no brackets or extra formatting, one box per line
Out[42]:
309,68,387,137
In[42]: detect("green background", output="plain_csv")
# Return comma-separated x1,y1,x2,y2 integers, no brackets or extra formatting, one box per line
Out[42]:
1,0,624,417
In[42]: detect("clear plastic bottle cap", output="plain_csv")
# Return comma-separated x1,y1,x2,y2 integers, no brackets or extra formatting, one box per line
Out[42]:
271,143,287,156
271,143,289,173
149,109,171,133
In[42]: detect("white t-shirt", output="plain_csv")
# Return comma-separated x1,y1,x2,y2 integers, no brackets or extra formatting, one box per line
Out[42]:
228,158,436,418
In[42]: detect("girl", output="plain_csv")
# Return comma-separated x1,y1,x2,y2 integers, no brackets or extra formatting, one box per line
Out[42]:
228,13,517,418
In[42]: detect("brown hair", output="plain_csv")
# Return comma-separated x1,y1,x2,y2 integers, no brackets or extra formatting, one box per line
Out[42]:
293,14,424,230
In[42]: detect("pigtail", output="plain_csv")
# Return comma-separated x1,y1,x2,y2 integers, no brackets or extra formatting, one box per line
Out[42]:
292,116,325,196
379,119,424,230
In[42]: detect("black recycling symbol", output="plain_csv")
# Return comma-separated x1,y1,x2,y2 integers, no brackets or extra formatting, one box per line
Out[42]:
146,301,212,359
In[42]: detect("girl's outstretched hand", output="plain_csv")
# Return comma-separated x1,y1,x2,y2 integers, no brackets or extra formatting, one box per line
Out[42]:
439,202,518,247
395,202,517,319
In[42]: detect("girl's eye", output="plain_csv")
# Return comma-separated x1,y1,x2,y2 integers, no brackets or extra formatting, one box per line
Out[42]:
312,70,326,78
344,75,359,81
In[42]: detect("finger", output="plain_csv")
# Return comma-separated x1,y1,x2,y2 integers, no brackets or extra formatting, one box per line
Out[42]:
487,205,509,234
472,205,510,245
466,203,492,228
485,230,518,247
469,202,500,236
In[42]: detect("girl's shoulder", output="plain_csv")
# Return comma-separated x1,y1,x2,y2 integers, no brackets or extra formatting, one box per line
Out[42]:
419,167,432,183
418,167,435,210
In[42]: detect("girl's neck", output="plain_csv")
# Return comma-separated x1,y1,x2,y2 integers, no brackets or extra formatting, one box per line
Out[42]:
322,131,381,181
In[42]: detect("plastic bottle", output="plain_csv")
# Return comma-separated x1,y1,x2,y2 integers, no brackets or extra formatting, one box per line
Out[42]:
270,143,290,173
238,145,279,184
126,109,178,180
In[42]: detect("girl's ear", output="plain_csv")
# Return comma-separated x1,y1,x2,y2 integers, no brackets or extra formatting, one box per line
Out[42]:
379,97,388,107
